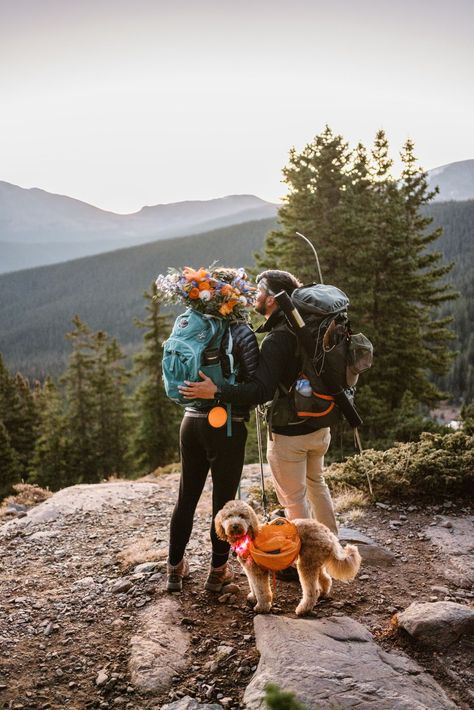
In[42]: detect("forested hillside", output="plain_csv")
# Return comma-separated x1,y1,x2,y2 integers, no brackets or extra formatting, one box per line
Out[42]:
0,217,277,377
0,198,471,401
428,200,474,401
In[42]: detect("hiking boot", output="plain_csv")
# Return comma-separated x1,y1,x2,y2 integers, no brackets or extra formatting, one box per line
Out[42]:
275,565,299,582
204,563,233,592
166,558,190,592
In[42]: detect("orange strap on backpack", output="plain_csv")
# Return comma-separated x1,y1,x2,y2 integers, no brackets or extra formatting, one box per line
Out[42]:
248,518,301,572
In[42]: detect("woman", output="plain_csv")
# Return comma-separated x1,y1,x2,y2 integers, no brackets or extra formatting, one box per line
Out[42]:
156,266,259,593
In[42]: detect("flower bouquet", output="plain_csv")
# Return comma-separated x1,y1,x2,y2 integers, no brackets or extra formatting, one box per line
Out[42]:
154,264,256,320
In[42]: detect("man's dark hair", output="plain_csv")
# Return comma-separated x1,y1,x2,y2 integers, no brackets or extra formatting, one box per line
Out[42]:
256,270,302,297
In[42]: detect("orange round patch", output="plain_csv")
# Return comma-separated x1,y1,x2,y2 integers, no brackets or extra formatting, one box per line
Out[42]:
208,406,228,428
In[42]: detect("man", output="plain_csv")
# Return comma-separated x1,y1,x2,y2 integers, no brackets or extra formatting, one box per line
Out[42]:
179,269,337,536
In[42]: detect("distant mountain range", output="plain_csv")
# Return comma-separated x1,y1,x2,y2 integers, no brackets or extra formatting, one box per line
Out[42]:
0,184,278,273
427,159,474,202
0,217,278,377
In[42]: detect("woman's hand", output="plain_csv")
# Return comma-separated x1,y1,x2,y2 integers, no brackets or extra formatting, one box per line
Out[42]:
178,371,218,399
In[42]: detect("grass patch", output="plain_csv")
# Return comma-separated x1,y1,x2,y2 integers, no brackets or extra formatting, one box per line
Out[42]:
0,483,52,519
333,488,370,513
116,535,168,571
138,462,182,481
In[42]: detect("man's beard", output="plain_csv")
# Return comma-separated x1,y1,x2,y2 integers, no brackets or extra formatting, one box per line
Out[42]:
255,301,267,316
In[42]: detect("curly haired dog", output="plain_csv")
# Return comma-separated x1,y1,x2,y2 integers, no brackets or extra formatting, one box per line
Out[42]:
215,500,361,616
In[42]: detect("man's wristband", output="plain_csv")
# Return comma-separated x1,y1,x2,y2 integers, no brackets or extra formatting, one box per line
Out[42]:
214,388,222,400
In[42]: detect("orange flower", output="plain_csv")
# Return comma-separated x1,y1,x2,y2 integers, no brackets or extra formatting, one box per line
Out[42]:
221,284,232,296
183,266,210,282
183,266,196,281
189,287,200,299
199,281,210,291
219,299,238,315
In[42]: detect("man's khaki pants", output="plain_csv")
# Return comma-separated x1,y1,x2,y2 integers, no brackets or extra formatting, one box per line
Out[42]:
266,427,337,533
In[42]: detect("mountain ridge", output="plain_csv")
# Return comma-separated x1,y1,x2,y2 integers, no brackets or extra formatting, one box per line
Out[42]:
427,159,474,202
0,184,278,272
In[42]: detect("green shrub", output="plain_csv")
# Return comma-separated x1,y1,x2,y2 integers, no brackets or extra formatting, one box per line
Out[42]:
264,684,308,710
326,431,473,501
264,683,341,710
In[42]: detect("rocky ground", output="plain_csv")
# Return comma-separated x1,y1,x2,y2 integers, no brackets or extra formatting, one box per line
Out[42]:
0,467,473,710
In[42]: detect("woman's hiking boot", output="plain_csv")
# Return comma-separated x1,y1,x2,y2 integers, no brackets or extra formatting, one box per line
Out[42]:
166,557,190,592
204,562,233,592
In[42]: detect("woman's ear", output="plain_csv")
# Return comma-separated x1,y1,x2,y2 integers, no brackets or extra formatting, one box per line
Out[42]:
214,510,227,541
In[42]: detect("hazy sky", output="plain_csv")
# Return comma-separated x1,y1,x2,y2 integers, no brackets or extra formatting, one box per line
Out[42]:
1,0,473,213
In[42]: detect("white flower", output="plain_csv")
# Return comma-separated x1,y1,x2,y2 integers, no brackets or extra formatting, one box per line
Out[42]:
199,290,211,302
239,296,248,306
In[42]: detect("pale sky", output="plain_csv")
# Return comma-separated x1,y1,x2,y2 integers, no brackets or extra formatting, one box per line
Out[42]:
1,0,473,214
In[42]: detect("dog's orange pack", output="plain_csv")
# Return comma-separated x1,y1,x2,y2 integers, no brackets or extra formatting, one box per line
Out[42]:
249,517,301,571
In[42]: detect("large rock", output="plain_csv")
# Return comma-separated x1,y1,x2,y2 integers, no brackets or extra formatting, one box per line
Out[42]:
397,601,474,649
244,615,458,709
338,526,395,567
129,598,190,693
0,481,159,532
424,516,474,588
162,698,222,710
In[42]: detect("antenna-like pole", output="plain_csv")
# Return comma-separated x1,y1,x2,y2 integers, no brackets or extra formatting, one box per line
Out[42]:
295,231,323,284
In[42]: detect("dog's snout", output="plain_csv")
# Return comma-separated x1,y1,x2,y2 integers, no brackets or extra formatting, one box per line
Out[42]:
230,522,244,534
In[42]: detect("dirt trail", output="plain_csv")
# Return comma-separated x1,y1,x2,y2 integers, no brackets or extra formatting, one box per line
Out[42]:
0,469,472,709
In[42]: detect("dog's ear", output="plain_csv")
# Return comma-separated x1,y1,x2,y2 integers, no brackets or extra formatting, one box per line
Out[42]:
246,505,260,539
214,509,227,541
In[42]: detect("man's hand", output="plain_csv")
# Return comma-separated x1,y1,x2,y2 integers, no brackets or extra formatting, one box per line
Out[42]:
178,371,218,399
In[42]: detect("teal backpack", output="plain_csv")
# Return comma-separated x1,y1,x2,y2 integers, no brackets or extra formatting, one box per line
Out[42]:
162,308,235,410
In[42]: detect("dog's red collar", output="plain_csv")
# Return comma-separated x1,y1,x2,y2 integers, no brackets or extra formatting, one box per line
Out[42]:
230,534,251,559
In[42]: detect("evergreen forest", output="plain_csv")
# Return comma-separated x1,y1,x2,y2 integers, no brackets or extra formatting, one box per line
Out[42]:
0,127,472,500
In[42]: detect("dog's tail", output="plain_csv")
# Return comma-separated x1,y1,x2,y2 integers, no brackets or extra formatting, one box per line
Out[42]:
325,541,361,582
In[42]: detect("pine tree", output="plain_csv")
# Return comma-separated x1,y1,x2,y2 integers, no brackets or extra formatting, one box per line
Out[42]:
0,355,38,480
90,331,130,478
61,316,98,483
29,378,70,490
131,283,179,473
257,127,457,446
62,317,132,484
257,126,351,284
12,373,38,476
0,420,21,499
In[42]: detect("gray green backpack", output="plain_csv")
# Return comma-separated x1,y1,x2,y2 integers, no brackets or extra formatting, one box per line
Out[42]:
268,284,373,431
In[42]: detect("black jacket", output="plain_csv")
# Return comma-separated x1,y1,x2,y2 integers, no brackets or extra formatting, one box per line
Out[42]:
186,320,259,420
220,310,327,435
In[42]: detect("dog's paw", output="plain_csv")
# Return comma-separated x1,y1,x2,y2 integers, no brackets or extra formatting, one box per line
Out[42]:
247,592,256,605
295,602,314,616
253,602,272,614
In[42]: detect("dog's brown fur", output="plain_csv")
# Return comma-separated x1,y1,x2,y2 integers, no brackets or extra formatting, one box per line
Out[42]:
215,500,361,616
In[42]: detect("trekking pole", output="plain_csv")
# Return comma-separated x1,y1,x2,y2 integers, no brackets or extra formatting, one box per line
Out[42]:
255,406,269,520
354,427,374,498
295,232,323,284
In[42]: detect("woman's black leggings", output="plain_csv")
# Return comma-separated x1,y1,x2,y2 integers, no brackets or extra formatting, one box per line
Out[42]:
168,415,248,568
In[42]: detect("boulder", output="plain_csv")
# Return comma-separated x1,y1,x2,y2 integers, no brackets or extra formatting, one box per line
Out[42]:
244,614,457,709
338,527,395,567
397,601,474,648
0,481,159,533
129,598,190,693
162,698,222,710
424,516,474,588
